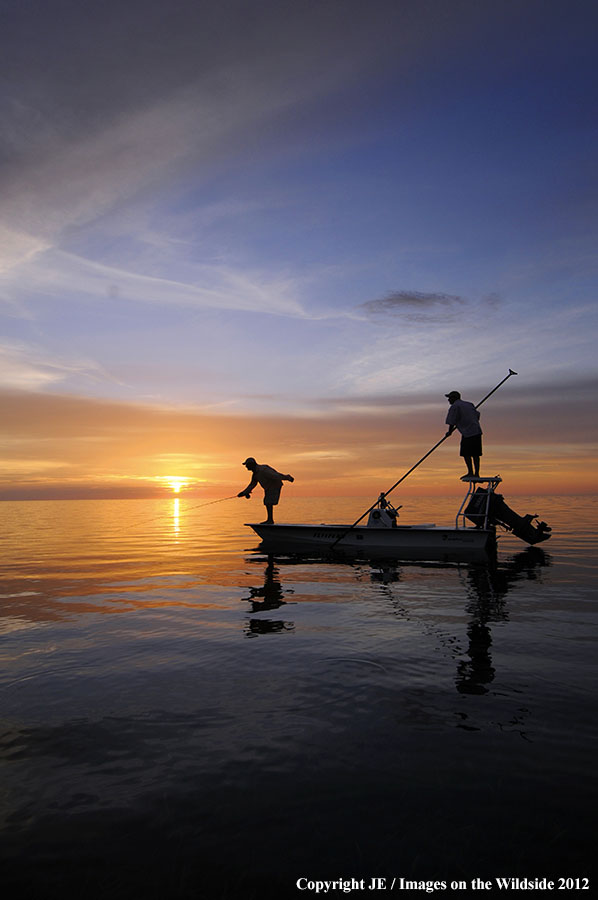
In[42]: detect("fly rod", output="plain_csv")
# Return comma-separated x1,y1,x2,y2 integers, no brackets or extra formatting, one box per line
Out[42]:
330,369,517,548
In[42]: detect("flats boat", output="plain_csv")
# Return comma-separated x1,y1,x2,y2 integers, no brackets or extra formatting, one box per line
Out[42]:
247,477,551,560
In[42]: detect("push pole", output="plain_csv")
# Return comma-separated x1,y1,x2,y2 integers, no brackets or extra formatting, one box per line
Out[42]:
473,369,517,410
330,369,518,547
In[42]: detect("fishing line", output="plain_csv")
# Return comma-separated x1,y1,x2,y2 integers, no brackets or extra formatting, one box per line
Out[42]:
180,495,239,514
107,494,240,535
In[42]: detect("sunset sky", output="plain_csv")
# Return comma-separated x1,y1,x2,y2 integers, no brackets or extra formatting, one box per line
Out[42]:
1,0,597,500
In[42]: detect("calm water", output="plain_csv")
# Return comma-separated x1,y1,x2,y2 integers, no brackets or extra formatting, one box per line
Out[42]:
1,495,597,898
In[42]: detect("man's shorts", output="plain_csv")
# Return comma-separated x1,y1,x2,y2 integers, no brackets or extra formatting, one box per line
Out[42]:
263,485,282,506
460,434,482,457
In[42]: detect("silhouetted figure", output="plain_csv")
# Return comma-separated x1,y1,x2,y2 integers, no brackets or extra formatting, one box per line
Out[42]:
237,457,294,524
244,558,287,612
445,390,482,480
456,620,496,695
456,549,549,698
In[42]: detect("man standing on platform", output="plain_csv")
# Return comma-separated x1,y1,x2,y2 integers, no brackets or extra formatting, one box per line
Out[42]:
237,457,294,524
444,391,483,480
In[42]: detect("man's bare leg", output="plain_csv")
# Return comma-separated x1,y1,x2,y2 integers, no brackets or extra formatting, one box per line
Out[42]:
261,503,274,525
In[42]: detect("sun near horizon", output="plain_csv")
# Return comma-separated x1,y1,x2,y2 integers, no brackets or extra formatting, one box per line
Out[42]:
1,383,597,502
156,476,191,495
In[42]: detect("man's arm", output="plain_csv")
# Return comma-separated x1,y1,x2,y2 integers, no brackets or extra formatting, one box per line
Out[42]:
445,406,458,436
237,473,259,498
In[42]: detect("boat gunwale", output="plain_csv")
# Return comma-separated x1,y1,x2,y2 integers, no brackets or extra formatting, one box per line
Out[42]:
245,522,494,535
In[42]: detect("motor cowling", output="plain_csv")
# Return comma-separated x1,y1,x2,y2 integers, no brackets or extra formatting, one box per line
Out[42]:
465,489,551,545
367,494,400,528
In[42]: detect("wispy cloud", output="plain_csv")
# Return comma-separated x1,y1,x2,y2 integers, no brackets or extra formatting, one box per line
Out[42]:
1,6,388,322
1,0,596,441
0,225,50,277
1,1,405,275
332,292,598,406
2,249,309,319
315,373,598,416
1,384,596,499
286,448,356,462
0,339,112,391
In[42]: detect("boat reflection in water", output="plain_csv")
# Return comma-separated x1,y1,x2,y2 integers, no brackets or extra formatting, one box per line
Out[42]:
242,546,551,695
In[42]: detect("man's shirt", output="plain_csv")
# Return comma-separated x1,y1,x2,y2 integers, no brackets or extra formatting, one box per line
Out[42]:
246,464,284,492
446,400,482,437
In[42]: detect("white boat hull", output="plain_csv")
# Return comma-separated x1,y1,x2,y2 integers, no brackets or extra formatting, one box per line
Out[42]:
246,522,496,560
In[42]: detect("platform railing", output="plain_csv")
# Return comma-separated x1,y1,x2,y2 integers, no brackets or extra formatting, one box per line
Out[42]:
455,476,502,530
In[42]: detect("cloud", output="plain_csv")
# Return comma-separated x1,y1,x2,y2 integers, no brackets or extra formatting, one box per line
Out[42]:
1,79,310,273
360,291,467,322
327,292,598,409
0,225,49,278
2,248,308,319
316,373,598,414
0,1,412,272
357,292,504,326
489,374,598,408
1,0,595,433
2,2,420,318
1,381,596,500
1,0,511,277
0,339,112,391
286,448,356,462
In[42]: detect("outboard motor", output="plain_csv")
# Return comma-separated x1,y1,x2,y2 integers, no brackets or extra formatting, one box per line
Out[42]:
367,494,401,528
465,488,551,545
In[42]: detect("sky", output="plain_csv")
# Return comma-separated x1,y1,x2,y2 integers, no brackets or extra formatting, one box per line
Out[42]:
1,0,597,500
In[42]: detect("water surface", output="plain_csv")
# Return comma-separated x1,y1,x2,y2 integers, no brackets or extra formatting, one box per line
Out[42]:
1,495,596,897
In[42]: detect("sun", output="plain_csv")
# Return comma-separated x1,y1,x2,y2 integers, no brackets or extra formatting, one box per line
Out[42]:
168,477,188,494
155,476,190,494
